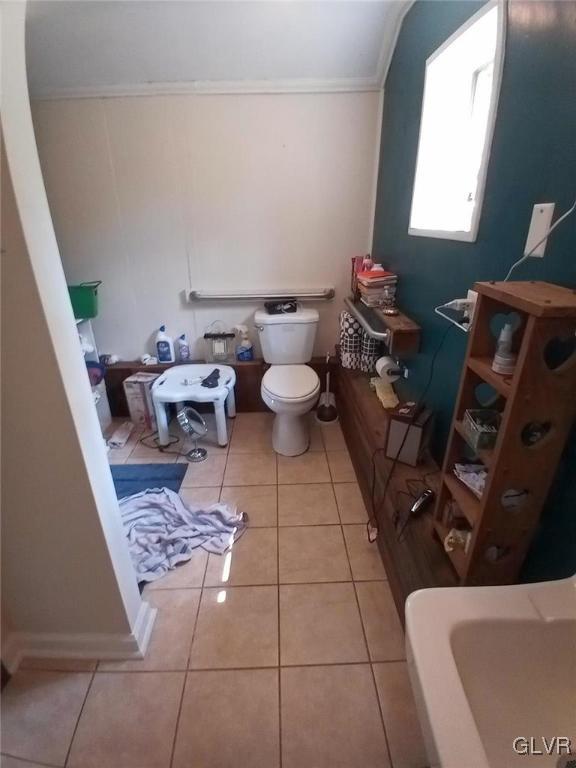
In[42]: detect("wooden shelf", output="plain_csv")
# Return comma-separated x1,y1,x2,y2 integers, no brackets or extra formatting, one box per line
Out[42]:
454,420,493,467
467,356,512,397
443,473,480,527
337,366,457,621
434,281,576,586
344,298,421,356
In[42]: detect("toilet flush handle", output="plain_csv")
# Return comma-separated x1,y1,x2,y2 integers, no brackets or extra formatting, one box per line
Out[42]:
254,325,264,332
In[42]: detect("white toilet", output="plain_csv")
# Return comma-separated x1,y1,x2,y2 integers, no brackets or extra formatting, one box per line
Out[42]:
255,308,321,456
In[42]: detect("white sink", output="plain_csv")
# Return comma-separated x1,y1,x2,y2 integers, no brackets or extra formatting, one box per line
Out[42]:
405,576,576,768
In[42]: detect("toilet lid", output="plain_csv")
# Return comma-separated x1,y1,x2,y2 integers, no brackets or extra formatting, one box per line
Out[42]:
262,365,319,400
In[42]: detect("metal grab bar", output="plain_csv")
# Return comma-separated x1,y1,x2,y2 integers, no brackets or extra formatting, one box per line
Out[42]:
344,297,390,344
189,288,335,302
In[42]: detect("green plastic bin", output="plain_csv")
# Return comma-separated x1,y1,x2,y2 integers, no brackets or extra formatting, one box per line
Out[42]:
68,281,102,319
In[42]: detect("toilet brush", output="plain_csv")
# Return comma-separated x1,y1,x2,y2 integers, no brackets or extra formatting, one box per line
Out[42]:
316,353,338,423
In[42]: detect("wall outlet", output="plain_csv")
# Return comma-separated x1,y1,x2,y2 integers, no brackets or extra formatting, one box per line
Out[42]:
524,203,555,257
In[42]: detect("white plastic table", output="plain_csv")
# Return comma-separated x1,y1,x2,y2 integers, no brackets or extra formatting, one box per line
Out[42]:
151,364,236,447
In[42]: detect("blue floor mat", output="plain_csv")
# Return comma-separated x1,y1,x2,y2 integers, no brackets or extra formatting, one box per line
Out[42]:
110,463,188,500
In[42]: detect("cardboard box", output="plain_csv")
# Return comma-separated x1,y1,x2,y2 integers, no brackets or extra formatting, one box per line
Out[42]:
123,372,159,430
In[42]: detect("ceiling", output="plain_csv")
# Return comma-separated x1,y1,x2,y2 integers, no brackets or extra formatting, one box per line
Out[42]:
26,1,411,99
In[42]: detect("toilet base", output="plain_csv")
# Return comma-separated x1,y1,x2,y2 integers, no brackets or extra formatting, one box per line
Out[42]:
272,413,309,456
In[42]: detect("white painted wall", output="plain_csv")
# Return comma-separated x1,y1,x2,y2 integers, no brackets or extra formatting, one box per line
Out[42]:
1,3,154,669
32,91,381,361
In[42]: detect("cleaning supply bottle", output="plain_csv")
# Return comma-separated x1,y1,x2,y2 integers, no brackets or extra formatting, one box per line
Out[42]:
492,322,517,375
234,325,254,361
177,333,190,362
155,325,175,363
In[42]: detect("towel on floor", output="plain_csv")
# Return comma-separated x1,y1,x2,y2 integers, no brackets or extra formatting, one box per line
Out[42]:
119,487,247,583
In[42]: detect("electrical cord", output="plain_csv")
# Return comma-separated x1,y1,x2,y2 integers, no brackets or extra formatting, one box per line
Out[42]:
504,196,576,281
139,430,187,457
366,323,454,542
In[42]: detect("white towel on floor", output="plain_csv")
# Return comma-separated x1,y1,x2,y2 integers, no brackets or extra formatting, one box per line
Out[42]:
119,487,246,583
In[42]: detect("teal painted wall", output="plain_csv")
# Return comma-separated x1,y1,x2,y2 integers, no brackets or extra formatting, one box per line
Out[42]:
372,0,576,580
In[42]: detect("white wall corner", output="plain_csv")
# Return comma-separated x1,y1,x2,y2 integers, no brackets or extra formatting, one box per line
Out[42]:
376,0,415,89
2,602,157,674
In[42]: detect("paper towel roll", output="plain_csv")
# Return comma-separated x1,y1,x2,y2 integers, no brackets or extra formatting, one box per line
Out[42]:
375,356,401,383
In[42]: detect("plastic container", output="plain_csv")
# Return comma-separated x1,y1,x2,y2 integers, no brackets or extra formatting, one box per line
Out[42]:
462,409,501,452
155,326,175,363
177,334,191,362
68,281,102,319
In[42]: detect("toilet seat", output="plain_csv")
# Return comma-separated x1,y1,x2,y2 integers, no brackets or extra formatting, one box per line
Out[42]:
262,365,320,401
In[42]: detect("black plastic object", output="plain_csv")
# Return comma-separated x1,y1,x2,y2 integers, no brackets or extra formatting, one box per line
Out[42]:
264,299,297,314
201,368,221,388
409,489,435,518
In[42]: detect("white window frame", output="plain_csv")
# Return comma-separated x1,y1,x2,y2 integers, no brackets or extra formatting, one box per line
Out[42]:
408,0,506,243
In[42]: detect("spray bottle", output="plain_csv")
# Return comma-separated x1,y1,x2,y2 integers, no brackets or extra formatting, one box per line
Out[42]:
234,325,254,361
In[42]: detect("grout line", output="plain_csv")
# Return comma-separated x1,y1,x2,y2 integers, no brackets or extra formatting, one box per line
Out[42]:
275,467,283,768
82,659,406,675
347,553,395,768
168,671,188,768
63,667,97,767
1,754,62,768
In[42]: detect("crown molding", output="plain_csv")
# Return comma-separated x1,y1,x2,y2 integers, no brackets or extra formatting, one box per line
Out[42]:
376,0,414,89
30,76,382,101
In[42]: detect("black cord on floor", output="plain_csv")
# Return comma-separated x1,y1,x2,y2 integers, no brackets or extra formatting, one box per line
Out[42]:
367,323,454,542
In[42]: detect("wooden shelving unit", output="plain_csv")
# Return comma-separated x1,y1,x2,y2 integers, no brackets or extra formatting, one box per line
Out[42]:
434,281,576,586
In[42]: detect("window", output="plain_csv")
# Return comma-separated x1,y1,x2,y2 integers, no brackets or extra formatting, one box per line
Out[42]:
408,1,505,241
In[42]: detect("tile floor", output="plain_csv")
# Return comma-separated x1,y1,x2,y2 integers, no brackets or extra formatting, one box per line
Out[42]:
1,413,427,768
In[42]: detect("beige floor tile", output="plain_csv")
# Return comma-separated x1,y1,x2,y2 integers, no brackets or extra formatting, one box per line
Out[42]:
279,583,367,665
229,412,274,453
19,657,97,672
67,672,183,768
320,421,348,451
204,528,278,586
279,526,350,583
180,432,229,456
99,590,200,671
278,483,338,526
281,665,390,768
125,455,177,464
179,487,221,507
1,670,92,766
223,452,277,485
173,669,279,768
373,662,427,768
128,441,176,460
144,550,208,590
334,482,369,523
107,454,126,465
308,420,325,451
105,423,144,462
1,756,48,768
180,455,226,487
277,451,330,484
356,581,405,661
327,449,356,482
189,586,278,669
220,485,277,526
343,524,387,580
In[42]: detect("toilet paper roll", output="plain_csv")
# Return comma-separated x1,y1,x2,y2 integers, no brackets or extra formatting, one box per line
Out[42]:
375,356,401,383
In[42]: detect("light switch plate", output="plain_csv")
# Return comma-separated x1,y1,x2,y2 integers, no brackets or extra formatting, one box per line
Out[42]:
524,203,555,257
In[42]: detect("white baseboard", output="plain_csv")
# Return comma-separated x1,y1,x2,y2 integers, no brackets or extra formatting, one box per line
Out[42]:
2,600,157,674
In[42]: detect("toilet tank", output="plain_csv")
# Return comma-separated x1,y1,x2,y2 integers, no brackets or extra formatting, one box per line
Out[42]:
255,308,319,364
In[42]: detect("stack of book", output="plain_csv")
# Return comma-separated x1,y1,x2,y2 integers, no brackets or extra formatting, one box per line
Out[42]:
357,267,398,309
